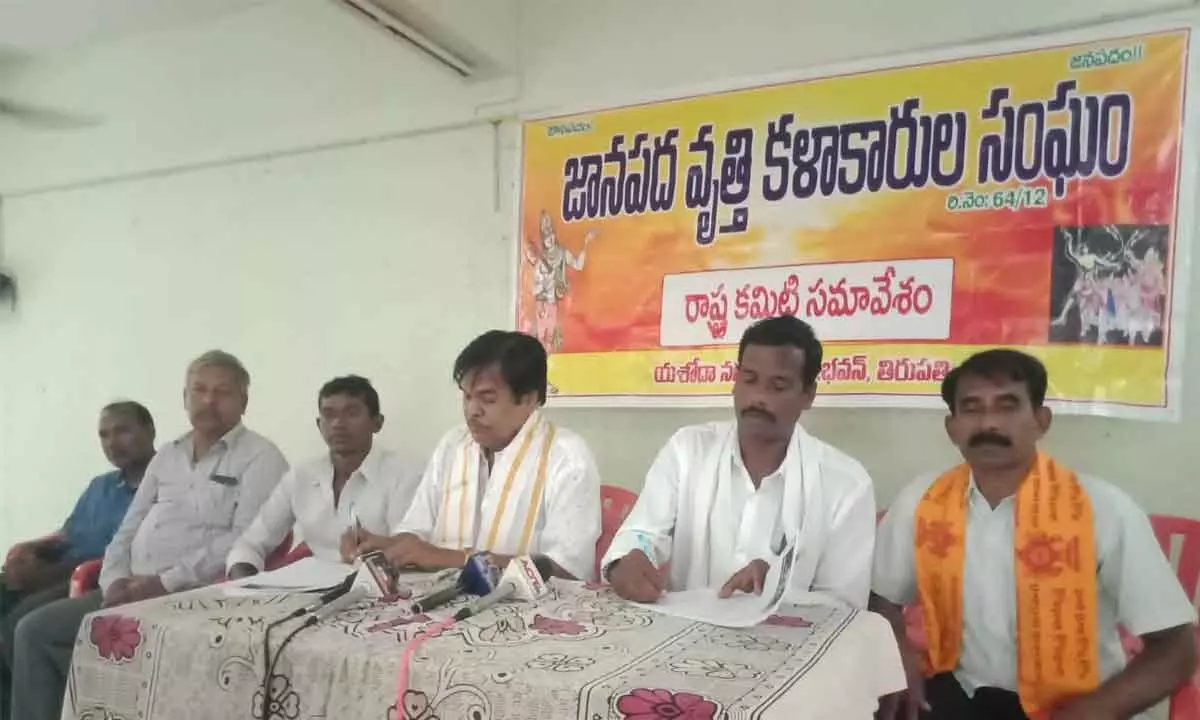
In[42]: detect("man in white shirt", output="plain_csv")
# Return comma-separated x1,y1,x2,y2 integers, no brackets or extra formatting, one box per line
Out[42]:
359,330,601,581
602,315,877,608
227,375,419,578
872,349,1196,720
10,350,288,720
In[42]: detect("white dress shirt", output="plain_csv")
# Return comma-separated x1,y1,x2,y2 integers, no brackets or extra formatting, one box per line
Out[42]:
601,421,877,608
226,446,419,570
873,470,1197,711
99,425,289,593
396,416,602,582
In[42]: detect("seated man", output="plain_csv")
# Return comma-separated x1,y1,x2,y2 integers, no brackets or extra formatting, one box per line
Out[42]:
366,330,601,581
9,350,289,720
227,375,419,577
0,401,155,720
602,316,877,607
872,349,1196,720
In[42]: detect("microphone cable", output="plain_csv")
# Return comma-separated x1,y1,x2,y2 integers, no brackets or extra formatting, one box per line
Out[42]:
259,573,355,718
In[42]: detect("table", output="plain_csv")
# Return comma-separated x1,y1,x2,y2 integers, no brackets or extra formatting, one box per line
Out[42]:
64,577,905,720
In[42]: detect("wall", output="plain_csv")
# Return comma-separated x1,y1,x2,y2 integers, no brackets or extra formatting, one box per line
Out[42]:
1,0,1198,549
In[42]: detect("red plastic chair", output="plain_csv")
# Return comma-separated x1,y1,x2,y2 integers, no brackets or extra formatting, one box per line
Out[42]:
595,485,638,580
1135,515,1200,720
69,532,296,598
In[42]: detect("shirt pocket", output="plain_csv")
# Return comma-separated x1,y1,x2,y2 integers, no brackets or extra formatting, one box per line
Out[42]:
195,479,240,528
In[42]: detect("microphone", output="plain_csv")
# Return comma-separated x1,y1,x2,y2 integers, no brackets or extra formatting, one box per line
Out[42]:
409,553,499,614
453,555,553,622
307,586,369,625
411,575,463,614
271,571,357,623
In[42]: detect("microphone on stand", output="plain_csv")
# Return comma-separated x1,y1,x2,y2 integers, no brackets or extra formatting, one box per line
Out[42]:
305,586,369,626
409,552,499,614
293,572,358,618
453,555,554,622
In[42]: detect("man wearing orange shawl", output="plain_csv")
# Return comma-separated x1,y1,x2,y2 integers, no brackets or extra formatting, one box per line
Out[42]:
871,349,1195,720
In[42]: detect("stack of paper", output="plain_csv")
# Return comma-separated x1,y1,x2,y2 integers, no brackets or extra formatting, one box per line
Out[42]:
221,557,354,596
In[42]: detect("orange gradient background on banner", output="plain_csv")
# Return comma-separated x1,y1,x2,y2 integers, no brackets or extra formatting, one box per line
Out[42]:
516,30,1188,410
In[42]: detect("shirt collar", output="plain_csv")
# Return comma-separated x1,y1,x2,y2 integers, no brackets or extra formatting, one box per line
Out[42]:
318,444,385,486
966,473,1016,508
175,423,245,457
731,435,790,483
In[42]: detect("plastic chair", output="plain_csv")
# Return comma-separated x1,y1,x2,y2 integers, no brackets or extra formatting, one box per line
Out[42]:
69,532,296,598
595,485,638,580
1138,515,1200,720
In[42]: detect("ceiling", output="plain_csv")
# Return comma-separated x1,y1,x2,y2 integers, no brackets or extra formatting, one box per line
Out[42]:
0,0,511,77
0,0,268,58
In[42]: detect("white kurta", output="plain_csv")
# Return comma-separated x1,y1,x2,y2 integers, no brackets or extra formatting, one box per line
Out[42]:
395,411,602,581
602,421,877,608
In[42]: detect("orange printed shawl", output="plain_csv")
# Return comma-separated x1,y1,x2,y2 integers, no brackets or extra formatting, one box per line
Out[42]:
913,453,1100,718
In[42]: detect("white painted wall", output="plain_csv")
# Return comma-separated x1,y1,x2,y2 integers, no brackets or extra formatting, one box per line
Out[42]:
1,0,1197,550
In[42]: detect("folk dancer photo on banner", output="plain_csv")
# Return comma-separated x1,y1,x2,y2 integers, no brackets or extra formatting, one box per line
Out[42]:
523,209,598,393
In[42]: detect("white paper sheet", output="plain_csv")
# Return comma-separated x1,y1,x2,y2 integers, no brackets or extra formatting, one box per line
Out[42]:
221,557,354,596
643,545,798,627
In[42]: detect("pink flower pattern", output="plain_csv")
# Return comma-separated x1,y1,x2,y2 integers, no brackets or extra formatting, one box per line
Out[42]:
530,614,586,636
616,688,717,720
89,614,142,662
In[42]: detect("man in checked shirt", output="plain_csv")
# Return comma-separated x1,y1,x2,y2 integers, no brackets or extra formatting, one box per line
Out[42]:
8,350,288,720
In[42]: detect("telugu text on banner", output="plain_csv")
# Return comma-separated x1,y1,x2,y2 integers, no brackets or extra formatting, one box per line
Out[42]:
515,26,1194,419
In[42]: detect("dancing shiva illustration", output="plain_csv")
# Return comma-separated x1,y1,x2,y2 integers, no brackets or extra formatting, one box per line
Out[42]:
1050,225,1168,346
524,209,598,354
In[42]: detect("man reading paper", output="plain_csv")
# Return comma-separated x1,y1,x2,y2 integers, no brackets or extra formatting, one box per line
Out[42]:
871,349,1196,720
602,315,877,608
361,330,601,581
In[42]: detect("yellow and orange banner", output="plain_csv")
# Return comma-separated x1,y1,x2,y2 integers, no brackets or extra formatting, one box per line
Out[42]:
516,26,1194,418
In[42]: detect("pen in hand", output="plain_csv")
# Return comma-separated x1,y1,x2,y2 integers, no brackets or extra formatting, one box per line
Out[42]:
350,509,363,549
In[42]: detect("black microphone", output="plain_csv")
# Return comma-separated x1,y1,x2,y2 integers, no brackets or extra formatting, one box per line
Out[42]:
411,576,463,614
278,571,357,621
409,553,498,614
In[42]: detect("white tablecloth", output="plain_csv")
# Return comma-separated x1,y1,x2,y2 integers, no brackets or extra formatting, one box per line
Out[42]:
64,578,905,719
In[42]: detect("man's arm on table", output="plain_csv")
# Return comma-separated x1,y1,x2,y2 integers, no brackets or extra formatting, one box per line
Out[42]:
156,447,289,593
226,469,300,578
383,439,470,571
603,433,683,602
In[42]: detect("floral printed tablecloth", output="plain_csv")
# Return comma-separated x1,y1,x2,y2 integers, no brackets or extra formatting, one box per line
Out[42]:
64,577,905,720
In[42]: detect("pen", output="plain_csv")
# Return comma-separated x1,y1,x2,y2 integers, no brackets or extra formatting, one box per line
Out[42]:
350,508,363,547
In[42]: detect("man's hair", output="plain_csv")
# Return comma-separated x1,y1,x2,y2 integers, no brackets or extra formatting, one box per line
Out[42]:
737,316,823,388
453,330,548,405
940,349,1048,411
102,400,155,429
186,349,250,391
318,375,381,417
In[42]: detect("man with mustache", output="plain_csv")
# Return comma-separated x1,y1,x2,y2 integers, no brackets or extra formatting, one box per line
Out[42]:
227,375,420,578
603,315,877,607
872,349,1195,720
357,330,601,581
9,350,289,720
